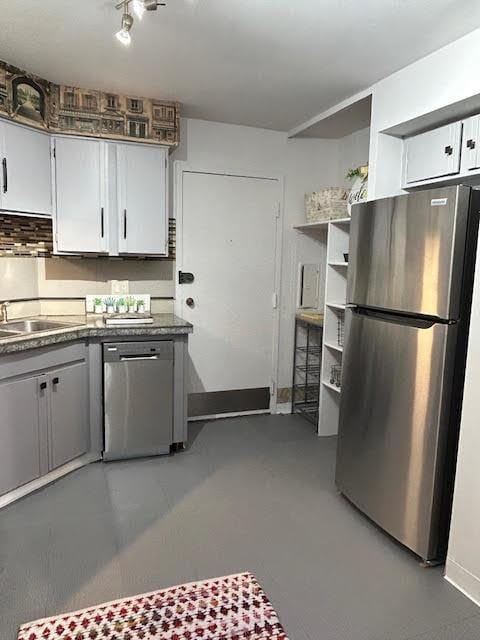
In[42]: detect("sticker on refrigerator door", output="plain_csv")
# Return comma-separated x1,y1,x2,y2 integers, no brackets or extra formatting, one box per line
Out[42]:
431,198,448,206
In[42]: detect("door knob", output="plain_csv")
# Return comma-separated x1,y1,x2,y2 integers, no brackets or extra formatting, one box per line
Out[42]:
186,297,195,308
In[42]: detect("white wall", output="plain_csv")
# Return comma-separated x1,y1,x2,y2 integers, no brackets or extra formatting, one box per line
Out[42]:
338,127,370,188
446,239,480,604
173,118,369,397
0,256,174,318
0,257,40,318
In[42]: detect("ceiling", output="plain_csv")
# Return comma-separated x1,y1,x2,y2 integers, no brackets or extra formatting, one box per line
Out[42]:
1,0,479,132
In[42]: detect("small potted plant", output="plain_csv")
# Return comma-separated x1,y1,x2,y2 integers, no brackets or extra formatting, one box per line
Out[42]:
127,296,137,314
117,297,127,314
93,297,103,314
105,297,116,314
137,298,145,314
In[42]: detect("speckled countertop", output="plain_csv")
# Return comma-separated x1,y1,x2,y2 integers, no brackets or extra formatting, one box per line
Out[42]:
0,314,193,355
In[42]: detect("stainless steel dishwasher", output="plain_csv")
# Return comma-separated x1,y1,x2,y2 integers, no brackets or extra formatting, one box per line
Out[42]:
103,341,174,461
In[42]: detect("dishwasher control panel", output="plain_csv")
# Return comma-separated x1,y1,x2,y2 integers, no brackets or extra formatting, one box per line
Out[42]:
103,341,173,362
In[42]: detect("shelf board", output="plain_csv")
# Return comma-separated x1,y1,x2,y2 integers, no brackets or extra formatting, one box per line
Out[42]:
322,380,341,394
326,302,346,310
293,220,330,231
328,261,348,267
293,217,351,233
324,342,343,353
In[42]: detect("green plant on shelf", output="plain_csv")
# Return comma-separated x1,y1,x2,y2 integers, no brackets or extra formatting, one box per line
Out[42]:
105,297,116,312
346,165,368,180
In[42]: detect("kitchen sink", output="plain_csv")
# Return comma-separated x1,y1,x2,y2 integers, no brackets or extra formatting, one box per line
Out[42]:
0,329,21,338
2,319,80,334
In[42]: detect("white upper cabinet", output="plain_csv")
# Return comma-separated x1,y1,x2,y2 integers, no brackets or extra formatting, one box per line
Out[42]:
461,115,480,172
404,122,462,185
53,137,168,256
117,143,168,256
0,120,52,216
53,137,108,254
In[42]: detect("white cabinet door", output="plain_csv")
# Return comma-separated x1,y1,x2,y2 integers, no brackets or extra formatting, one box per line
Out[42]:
404,122,462,184
54,137,107,254
117,143,168,255
461,115,480,172
0,120,52,215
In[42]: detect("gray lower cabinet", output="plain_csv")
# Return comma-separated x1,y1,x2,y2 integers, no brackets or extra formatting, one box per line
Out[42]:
0,376,44,496
48,361,89,470
0,343,90,497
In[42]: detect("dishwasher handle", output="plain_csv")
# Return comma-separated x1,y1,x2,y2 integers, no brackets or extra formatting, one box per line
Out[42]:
119,355,159,361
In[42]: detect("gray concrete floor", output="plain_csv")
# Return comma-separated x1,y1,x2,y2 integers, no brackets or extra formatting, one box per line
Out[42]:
1,414,480,640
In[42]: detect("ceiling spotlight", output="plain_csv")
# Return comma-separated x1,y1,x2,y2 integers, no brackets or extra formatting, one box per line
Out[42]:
114,0,166,45
116,10,133,45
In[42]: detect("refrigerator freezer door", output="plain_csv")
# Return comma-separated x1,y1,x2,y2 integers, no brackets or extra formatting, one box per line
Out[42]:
348,185,470,319
336,308,458,561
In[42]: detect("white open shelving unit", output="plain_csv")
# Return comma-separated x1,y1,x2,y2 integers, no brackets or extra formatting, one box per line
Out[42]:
294,217,350,436
319,218,350,435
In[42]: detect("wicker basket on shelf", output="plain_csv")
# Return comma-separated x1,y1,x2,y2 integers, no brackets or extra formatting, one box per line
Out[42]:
305,187,349,222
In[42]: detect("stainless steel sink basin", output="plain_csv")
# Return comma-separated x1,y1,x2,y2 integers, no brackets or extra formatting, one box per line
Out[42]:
0,329,21,338
3,319,79,333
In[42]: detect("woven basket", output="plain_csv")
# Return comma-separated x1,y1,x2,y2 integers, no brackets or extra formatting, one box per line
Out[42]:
305,187,349,222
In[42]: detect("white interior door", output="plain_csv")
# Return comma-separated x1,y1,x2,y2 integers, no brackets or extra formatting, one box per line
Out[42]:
179,170,280,417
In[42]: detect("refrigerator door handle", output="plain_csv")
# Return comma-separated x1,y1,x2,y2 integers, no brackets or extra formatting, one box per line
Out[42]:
352,306,437,329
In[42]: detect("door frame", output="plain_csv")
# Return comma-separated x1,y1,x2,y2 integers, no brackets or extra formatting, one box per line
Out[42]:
174,161,285,416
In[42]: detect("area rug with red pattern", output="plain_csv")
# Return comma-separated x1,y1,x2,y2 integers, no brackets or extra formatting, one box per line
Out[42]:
18,572,289,639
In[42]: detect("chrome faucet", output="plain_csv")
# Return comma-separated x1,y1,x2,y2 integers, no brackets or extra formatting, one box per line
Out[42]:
0,301,10,323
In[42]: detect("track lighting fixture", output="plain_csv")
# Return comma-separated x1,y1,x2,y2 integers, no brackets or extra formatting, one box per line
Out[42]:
115,0,166,45
116,8,133,46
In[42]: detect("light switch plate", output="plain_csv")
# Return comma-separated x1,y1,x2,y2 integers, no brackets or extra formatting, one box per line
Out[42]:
111,280,129,294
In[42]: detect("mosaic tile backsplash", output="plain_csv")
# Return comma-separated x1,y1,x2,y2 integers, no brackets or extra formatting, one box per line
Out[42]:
0,214,176,259
0,214,53,257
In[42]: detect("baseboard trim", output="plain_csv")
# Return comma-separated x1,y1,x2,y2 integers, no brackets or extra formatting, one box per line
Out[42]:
445,558,480,608
273,402,292,414
0,452,101,509
188,409,270,421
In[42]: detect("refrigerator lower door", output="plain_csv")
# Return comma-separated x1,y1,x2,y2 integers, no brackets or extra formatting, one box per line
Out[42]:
348,185,471,319
336,308,458,562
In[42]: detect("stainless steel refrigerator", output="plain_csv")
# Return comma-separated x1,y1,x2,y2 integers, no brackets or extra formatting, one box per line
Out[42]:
336,185,480,564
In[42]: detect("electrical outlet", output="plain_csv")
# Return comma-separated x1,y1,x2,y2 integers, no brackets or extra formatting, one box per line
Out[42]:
110,280,129,295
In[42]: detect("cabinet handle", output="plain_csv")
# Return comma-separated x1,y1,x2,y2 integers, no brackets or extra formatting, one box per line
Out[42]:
467,139,476,150
40,381,47,391
100,207,104,238
52,377,59,385
2,157,7,193
123,209,127,239
444,145,453,156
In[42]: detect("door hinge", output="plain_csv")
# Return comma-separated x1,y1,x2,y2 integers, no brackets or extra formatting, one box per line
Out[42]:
272,292,278,308
270,379,276,397
275,202,281,218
